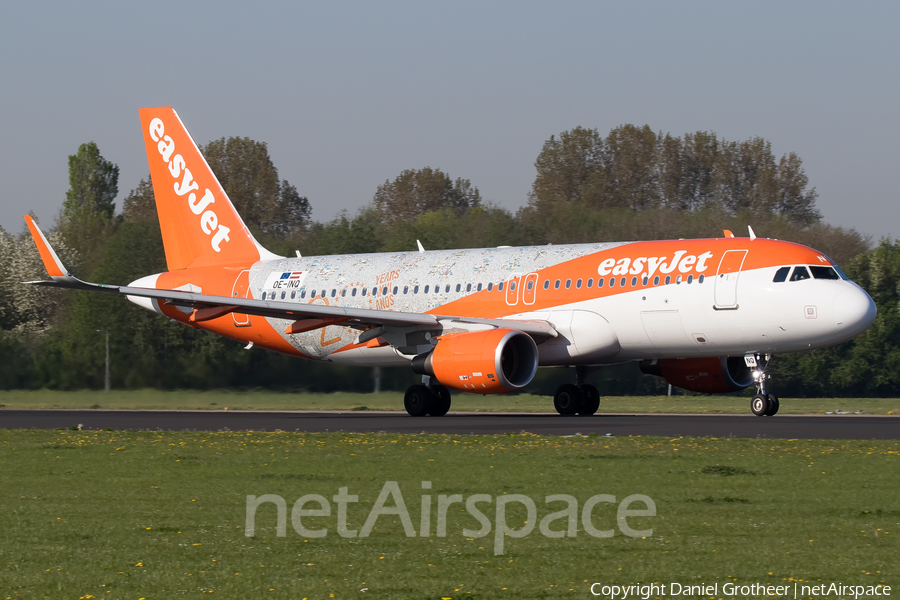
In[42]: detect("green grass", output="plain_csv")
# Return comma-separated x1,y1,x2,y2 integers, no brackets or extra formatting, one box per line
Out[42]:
0,430,897,598
0,389,898,414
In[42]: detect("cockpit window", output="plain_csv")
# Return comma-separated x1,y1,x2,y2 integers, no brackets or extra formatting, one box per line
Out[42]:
773,267,790,283
790,266,811,281
828,259,850,280
810,266,840,280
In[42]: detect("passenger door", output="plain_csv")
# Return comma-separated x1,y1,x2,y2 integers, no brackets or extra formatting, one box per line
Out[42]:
714,250,748,309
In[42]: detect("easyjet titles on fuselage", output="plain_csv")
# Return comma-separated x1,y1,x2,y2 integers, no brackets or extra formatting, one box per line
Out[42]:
147,118,231,253
598,250,714,279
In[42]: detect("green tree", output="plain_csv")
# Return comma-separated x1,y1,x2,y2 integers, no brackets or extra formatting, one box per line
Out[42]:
201,137,311,240
59,142,119,272
373,167,481,226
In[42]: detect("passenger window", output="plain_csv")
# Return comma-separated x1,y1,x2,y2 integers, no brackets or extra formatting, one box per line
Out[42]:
261,292,267,300
424,285,430,293
301,290,307,299
609,277,615,288
498,281,504,291
435,285,440,294
487,282,493,292
310,290,315,298
340,289,345,297
351,289,356,297
543,280,549,290
576,279,582,289
597,278,604,288
393,286,398,295
654,276,660,286
466,283,472,292
773,266,790,283
455,284,461,292
565,279,571,289
665,276,671,285
445,285,450,293
631,277,637,287
372,287,378,296
383,287,388,295
280,291,285,299
403,286,408,294
687,275,693,284
642,276,648,286
291,291,296,299
414,285,420,294
477,283,483,291
361,288,366,296
331,289,336,297
555,279,561,289
810,266,840,280
675,275,682,284
790,267,811,282
698,274,705,284
527,279,534,290
620,277,627,287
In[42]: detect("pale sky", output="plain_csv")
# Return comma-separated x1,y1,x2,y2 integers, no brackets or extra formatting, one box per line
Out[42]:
1,2,897,243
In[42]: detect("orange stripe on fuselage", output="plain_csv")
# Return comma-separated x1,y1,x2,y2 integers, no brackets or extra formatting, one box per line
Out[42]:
428,238,825,319
153,268,308,358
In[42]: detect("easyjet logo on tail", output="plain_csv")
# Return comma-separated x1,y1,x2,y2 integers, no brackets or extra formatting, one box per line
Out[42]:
148,118,231,253
598,251,714,278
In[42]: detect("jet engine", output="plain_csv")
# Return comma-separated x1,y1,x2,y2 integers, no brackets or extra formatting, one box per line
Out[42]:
640,357,754,394
412,328,539,393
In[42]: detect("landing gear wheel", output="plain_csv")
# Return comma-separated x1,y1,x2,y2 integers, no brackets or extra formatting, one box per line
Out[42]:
404,384,433,417
427,385,452,417
554,384,583,415
764,394,779,416
577,384,600,415
750,394,770,417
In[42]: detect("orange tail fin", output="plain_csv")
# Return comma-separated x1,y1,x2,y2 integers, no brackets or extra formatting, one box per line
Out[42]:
138,107,279,271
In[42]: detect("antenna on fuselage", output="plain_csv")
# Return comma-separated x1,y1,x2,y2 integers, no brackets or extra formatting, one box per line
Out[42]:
723,230,734,238
748,226,757,241
416,240,425,253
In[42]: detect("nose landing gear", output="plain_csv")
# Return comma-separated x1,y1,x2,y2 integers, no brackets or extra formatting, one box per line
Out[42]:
553,366,600,416
747,353,779,417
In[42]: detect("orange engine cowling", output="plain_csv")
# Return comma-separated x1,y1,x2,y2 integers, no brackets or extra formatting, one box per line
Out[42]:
411,328,539,394
640,357,754,394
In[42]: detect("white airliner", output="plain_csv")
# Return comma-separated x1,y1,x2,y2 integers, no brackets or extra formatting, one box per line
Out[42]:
24,107,877,417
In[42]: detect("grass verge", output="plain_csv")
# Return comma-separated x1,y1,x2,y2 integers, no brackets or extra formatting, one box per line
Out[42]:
0,389,897,414
0,430,897,598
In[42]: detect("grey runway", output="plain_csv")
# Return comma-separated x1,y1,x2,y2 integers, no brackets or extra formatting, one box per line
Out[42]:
0,410,898,439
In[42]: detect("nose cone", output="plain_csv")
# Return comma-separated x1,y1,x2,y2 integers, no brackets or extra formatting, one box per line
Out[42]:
834,286,877,339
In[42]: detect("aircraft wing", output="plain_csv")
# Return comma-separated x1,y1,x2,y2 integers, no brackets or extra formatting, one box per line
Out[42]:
22,216,558,340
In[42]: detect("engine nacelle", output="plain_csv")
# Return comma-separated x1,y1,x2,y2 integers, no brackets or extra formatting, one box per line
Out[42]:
412,328,539,394
640,357,755,394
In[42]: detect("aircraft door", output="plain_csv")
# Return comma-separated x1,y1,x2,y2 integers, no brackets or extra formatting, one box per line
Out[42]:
714,250,748,309
232,270,252,327
505,274,521,306
522,273,538,305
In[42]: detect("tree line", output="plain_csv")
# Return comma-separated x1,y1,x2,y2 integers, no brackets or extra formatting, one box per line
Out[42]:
0,124,895,397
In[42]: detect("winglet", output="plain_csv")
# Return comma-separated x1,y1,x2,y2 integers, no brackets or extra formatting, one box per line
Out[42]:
23,215,69,278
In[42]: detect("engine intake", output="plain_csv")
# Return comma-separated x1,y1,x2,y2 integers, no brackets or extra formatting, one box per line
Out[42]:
412,328,538,394
640,357,754,394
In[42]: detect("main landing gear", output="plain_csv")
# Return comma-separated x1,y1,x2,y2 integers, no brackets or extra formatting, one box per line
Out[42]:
553,366,600,416
404,378,452,417
747,353,780,417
